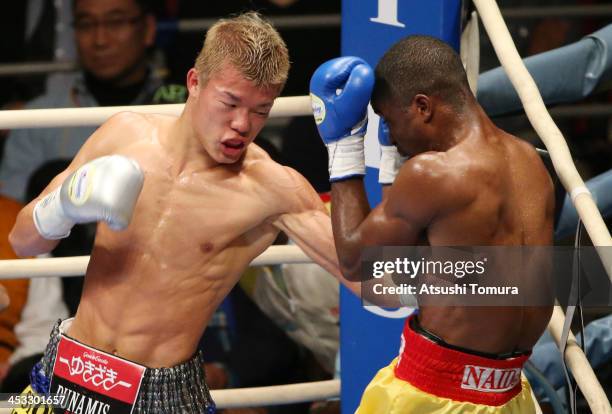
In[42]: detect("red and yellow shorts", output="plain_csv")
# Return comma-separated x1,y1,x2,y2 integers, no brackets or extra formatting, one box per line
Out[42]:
356,316,537,414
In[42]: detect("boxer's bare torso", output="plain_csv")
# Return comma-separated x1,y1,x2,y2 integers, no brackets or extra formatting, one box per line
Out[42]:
408,119,555,355
335,105,554,356
73,113,301,367
12,110,340,368
10,61,350,368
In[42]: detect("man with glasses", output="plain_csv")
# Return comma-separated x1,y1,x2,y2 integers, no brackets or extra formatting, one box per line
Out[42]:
0,1,173,409
0,0,167,203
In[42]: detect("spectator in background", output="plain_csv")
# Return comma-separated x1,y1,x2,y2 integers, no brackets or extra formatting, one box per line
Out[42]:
0,0,174,203
1,160,88,393
0,196,29,385
163,0,340,97
0,2,54,163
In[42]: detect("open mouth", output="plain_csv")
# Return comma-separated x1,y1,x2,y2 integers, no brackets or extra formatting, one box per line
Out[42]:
221,139,245,157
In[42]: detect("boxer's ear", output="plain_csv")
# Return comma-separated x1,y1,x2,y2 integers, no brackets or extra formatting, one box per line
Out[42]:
414,94,432,122
186,68,200,97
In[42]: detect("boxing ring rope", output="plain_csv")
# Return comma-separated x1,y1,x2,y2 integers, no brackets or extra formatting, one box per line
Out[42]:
0,61,78,77
0,245,308,279
474,0,612,412
0,379,339,412
0,244,332,410
211,379,339,408
502,4,612,19
169,14,342,32
0,96,311,129
474,0,612,259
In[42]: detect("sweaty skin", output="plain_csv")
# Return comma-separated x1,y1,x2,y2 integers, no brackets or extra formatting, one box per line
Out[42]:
333,95,554,356
10,64,356,368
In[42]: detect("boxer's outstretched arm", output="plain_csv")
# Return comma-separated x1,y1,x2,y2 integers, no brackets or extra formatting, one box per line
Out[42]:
331,157,452,281
9,113,134,256
10,166,78,256
271,167,360,295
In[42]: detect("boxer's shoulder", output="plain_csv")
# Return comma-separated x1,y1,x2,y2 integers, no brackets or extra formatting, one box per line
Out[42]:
250,156,301,188
242,144,283,176
92,112,150,146
391,152,478,216
244,142,273,162
506,133,544,165
104,111,149,128
103,111,175,134
399,152,458,185
241,149,314,207
97,112,175,152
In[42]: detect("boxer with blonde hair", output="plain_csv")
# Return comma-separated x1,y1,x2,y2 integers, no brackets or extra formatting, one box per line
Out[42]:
10,12,354,413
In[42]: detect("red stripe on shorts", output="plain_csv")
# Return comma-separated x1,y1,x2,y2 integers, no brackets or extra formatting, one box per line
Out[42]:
394,315,530,406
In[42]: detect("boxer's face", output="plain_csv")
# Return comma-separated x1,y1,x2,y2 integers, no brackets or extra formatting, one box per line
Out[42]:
74,0,155,85
375,96,427,156
187,64,278,164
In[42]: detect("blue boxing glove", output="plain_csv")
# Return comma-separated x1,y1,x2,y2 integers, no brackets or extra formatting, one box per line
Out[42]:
378,119,408,185
310,57,374,181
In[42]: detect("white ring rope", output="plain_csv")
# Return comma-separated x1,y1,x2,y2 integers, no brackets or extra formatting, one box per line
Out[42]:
0,245,309,279
570,186,592,203
547,307,610,414
211,379,339,408
474,0,612,412
0,245,328,407
473,0,612,254
0,96,312,129
0,379,339,412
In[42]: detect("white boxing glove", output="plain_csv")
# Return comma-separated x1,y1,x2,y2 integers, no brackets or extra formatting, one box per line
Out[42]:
33,155,144,239
378,119,408,185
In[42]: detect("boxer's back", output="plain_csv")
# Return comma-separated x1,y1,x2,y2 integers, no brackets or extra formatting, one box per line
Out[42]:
417,121,555,355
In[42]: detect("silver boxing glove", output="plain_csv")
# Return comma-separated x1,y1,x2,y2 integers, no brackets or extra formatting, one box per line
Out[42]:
33,155,144,239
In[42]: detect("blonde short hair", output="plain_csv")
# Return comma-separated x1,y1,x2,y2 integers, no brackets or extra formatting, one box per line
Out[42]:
195,12,290,90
